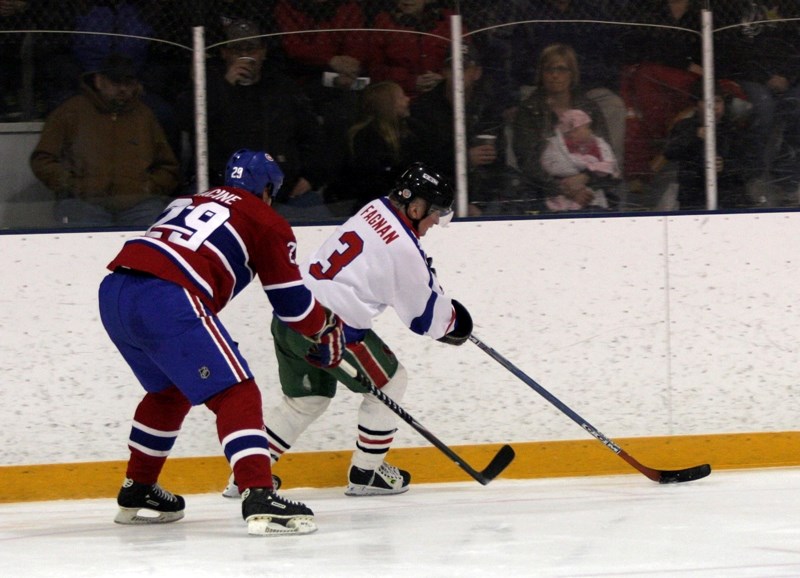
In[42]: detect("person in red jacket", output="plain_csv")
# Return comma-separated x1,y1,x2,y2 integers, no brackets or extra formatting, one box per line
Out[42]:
370,0,459,99
274,0,371,97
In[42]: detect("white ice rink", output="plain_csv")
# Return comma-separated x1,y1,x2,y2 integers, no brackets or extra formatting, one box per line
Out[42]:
2,467,798,578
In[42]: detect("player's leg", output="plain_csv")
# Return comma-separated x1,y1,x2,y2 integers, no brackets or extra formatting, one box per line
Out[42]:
205,379,314,535
269,317,339,461
102,272,315,534
341,333,411,496
155,290,315,535
99,272,190,524
222,318,337,498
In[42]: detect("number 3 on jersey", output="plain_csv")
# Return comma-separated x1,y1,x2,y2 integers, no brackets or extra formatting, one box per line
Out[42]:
309,231,364,280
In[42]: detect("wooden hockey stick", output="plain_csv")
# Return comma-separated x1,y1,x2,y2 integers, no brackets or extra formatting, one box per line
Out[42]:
469,335,711,484
339,359,515,485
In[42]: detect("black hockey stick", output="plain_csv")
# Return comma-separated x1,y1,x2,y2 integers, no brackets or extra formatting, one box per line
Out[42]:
339,359,515,485
469,335,711,484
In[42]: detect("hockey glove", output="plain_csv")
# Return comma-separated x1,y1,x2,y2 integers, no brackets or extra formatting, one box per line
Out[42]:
306,309,345,368
437,299,472,346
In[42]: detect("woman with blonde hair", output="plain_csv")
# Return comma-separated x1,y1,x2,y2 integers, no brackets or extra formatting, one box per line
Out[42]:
512,43,619,211
338,81,422,211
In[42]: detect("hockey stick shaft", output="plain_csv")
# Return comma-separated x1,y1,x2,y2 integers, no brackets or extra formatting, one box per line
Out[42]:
339,359,515,485
469,335,710,484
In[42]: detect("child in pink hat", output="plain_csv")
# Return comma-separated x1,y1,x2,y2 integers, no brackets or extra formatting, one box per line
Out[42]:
540,108,620,211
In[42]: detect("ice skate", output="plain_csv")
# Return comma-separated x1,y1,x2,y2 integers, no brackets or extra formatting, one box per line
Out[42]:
114,478,185,524
223,473,281,498
345,461,411,496
242,487,316,535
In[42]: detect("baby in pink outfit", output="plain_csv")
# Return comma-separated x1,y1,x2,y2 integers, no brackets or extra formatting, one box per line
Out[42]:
540,109,620,211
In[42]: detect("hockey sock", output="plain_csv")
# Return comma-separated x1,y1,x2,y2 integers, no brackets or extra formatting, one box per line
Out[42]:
126,385,192,485
264,395,331,463
351,365,408,471
205,379,272,491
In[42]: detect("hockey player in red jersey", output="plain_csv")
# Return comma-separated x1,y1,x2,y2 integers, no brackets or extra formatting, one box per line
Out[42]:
99,149,345,536
223,162,472,498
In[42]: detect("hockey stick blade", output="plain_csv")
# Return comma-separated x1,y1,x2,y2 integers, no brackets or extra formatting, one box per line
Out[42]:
657,463,712,484
470,335,711,485
479,444,516,483
339,359,515,485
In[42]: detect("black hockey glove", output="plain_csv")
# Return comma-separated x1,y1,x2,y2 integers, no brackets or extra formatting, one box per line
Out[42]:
437,299,472,346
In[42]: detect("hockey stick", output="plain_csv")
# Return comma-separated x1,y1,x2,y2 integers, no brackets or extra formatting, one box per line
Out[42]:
469,335,711,484
339,359,515,485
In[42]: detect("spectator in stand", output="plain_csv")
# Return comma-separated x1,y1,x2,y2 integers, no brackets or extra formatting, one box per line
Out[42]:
458,1,522,116
540,108,621,212
30,53,179,227
513,43,619,212
176,19,329,219
274,0,371,107
617,0,703,189
272,0,372,213
370,0,459,99
662,80,753,210
412,44,532,216
715,0,800,183
200,0,279,51
511,0,626,169
34,0,178,151
329,80,423,212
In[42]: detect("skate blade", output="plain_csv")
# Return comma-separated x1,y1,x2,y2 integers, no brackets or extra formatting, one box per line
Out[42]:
247,515,317,536
344,484,409,497
114,507,184,525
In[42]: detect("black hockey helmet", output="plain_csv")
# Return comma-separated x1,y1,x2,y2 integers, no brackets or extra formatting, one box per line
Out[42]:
390,162,455,225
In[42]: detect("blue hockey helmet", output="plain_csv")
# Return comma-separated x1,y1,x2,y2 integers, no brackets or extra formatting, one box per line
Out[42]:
224,149,284,198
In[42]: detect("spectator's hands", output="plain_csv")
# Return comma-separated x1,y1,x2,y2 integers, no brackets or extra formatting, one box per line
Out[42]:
688,63,703,76
306,309,345,368
715,156,723,173
333,72,358,90
416,72,442,93
767,75,789,94
467,203,483,217
559,173,594,207
468,144,497,167
329,55,360,78
225,57,257,86
289,177,312,198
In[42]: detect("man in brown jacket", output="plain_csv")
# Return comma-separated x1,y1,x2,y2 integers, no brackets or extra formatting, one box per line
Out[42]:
30,53,179,227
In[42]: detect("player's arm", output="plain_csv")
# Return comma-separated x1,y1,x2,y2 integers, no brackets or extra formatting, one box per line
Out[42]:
258,224,344,368
393,244,472,344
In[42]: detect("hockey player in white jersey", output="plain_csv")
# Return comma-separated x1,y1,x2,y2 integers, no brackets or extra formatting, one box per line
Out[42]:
224,162,472,497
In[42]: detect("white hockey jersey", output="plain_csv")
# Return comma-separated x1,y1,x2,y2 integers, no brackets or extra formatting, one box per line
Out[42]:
302,197,456,339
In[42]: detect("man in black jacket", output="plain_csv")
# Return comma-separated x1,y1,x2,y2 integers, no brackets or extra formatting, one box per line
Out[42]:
178,19,329,216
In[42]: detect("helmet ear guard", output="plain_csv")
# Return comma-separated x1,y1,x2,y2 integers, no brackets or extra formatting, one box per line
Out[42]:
224,149,285,198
